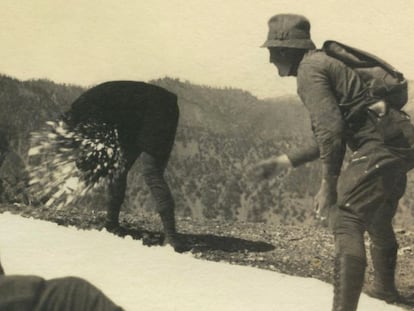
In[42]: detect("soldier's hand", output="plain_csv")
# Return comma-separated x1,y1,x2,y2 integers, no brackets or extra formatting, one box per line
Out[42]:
0,260,5,275
314,178,337,226
249,154,292,180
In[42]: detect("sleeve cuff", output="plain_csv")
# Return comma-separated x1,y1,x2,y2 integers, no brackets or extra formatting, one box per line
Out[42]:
287,145,320,167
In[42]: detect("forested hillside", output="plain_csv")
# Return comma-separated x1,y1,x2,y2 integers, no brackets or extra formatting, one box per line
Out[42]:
0,75,84,156
0,74,413,229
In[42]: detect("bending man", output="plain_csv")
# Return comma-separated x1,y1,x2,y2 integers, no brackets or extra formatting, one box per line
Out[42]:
64,81,186,252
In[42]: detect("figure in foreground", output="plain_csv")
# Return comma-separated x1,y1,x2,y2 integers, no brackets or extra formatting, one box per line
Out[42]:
252,14,413,311
0,257,124,311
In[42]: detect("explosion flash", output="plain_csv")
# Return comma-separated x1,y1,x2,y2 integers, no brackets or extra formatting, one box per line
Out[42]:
28,120,125,209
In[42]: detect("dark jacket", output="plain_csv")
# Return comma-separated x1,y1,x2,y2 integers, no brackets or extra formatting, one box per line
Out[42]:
0,275,123,311
0,275,45,311
66,81,179,162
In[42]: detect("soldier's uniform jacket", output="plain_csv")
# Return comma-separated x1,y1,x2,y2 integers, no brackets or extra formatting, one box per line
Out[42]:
66,81,179,163
288,49,414,178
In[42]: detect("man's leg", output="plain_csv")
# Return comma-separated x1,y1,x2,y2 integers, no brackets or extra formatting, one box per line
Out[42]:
105,170,128,230
34,277,124,311
367,211,400,303
141,152,188,252
367,243,399,303
105,150,138,233
330,158,390,311
331,158,407,310
366,172,406,303
331,210,367,311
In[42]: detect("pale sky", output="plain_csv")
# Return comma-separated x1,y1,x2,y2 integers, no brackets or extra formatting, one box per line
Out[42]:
1,0,414,98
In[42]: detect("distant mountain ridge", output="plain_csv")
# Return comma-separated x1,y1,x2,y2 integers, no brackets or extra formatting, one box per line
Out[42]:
151,77,312,140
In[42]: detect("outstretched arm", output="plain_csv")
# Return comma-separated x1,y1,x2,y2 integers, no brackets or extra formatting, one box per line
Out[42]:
251,154,293,180
251,139,320,180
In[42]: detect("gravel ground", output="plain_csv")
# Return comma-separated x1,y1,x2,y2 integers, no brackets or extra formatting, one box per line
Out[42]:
1,203,414,310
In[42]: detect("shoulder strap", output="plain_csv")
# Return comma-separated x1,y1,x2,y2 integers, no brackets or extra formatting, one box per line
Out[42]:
323,40,405,81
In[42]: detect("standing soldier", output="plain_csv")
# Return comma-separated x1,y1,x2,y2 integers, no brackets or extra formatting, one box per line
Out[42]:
252,14,413,310
64,81,187,252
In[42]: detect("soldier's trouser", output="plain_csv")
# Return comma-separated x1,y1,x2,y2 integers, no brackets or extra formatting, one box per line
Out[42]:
106,151,174,224
34,277,123,311
332,161,406,260
330,159,406,310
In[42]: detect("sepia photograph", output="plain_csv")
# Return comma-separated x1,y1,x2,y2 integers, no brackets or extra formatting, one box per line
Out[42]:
0,0,413,310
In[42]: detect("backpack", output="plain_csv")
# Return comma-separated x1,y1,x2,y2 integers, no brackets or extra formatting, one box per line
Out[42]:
322,40,408,110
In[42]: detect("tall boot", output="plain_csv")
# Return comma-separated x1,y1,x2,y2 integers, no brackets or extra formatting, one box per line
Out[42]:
159,208,176,240
104,172,128,234
159,208,189,253
368,244,400,303
104,193,123,233
104,189,126,236
332,255,366,311
105,204,123,234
